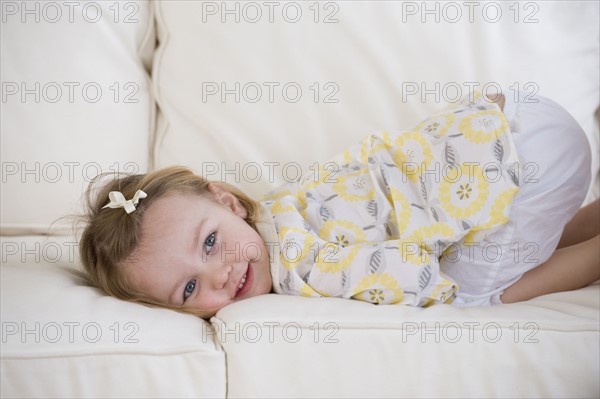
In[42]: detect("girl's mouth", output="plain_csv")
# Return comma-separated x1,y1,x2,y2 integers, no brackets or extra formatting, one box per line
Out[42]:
234,263,253,299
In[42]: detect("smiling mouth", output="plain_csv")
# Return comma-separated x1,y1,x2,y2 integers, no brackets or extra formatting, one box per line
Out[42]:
234,263,253,299
237,274,247,291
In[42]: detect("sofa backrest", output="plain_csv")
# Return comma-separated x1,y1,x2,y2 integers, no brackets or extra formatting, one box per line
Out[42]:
152,1,599,204
1,0,155,235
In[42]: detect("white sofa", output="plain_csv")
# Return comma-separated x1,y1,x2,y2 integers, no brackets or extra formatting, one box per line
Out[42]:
2,1,599,397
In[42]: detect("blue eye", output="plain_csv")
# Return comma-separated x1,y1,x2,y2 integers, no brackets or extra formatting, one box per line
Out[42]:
204,232,216,253
183,280,196,301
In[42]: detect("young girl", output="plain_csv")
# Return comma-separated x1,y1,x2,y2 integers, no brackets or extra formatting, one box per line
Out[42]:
79,90,599,318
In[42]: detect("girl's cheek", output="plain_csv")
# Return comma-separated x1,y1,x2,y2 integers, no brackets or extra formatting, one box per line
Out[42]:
246,241,262,260
199,294,231,311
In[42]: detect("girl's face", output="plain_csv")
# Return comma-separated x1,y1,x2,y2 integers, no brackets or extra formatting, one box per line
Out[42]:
123,183,272,316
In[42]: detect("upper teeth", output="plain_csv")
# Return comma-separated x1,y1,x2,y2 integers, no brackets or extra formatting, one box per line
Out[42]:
238,273,247,291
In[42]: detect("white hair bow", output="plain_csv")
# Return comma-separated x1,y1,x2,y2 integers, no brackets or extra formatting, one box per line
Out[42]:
102,190,147,214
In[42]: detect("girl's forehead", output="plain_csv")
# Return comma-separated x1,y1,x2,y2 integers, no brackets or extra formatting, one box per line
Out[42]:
146,193,215,218
154,192,213,206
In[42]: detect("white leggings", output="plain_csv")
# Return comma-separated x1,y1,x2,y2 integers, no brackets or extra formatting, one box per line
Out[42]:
442,90,592,306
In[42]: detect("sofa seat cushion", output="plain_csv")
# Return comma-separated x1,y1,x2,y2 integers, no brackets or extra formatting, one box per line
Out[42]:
213,285,599,398
1,236,226,398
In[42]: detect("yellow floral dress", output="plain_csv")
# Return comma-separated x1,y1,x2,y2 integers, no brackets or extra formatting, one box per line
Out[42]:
257,92,520,307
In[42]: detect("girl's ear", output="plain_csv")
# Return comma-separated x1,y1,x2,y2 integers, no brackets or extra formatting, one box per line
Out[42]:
207,182,248,218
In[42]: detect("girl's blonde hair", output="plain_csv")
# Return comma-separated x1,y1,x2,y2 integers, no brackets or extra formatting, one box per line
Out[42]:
78,166,260,318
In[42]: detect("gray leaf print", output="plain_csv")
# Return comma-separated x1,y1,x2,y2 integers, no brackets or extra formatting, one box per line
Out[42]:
420,175,428,203
418,264,433,290
342,270,348,288
433,205,447,223
367,249,384,275
319,205,333,222
384,223,393,237
303,219,312,232
283,271,292,291
493,139,504,163
379,165,390,191
461,220,471,230
436,240,447,257
431,207,440,222
303,271,311,283
507,168,519,187
366,200,378,218
444,142,459,167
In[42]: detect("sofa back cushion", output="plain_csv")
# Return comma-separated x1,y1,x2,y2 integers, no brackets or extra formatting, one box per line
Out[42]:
152,1,599,203
1,0,155,235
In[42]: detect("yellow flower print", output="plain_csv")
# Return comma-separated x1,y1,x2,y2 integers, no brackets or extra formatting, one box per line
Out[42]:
278,227,318,270
388,187,412,236
381,131,393,148
413,112,456,137
459,109,509,143
406,223,457,255
319,219,367,243
439,164,490,219
299,160,342,194
262,189,294,202
447,90,483,110
271,200,297,215
315,244,360,273
427,122,440,132
391,131,434,182
335,235,350,247
358,134,391,164
338,148,354,165
456,183,472,200
369,288,385,303
352,273,404,304
332,169,375,202
428,280,457,305
299,283,327,297
488,186,518,225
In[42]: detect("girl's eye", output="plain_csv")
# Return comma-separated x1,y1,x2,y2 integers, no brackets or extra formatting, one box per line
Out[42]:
183,280,196,301
204,232,216,254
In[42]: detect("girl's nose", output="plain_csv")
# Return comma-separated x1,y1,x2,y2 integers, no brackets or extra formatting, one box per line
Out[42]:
209,263,232,290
